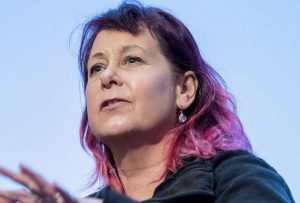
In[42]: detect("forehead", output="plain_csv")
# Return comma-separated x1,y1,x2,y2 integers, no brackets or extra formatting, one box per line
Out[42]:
90,29,161,55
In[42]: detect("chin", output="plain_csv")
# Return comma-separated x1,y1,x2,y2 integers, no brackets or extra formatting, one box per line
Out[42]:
93,125,137,141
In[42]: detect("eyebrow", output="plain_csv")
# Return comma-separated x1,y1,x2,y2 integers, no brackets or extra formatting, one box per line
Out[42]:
89,44,147,59
121,45,147,54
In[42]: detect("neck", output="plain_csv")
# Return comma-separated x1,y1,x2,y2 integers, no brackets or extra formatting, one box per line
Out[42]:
108,132,173,201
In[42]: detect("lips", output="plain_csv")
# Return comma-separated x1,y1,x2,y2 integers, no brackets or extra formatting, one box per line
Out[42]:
100,98,130,110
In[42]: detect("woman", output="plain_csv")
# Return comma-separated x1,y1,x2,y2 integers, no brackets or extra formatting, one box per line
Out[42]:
0,1,295,203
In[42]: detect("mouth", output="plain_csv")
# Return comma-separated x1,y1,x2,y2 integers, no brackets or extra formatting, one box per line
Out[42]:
100,98,130,110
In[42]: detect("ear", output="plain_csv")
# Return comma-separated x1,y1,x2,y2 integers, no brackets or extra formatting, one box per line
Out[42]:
175,71,199,110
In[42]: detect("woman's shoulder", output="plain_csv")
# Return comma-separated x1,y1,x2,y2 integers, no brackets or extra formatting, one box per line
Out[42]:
209,150,295,203
180,149,277,180
210,149,285,186
211,149,275,172
162,150,295,202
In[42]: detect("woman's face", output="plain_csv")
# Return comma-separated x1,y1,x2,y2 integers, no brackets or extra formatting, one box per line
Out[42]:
85,29,178,144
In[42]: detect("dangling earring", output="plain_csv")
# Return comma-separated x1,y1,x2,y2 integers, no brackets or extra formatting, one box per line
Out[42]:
178,109,187,123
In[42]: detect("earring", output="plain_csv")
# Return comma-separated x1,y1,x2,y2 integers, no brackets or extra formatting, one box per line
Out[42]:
178,110,187,123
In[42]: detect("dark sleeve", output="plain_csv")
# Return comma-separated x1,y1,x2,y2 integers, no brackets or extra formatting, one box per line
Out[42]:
87,186,139,203
212,150,295,203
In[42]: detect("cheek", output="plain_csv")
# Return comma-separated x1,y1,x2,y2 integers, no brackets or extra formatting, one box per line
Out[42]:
153,73,175,101
85,86,93,109
135,73,176,113
85,82,100,113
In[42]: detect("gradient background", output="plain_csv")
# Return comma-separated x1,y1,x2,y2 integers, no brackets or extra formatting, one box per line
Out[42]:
0,0,299,201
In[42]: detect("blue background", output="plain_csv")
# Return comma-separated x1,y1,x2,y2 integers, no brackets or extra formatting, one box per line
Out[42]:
0,0,299,201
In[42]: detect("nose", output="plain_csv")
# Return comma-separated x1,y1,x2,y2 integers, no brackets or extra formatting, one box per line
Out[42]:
99,65,123,89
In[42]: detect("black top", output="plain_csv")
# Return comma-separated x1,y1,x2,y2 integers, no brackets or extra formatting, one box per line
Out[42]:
88,150,295,203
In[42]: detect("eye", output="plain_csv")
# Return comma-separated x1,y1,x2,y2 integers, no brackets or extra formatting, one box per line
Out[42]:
123,56,143,65
89,64,105,76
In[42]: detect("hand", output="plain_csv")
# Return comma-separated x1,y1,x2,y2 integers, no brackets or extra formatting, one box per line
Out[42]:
0,164,78,203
